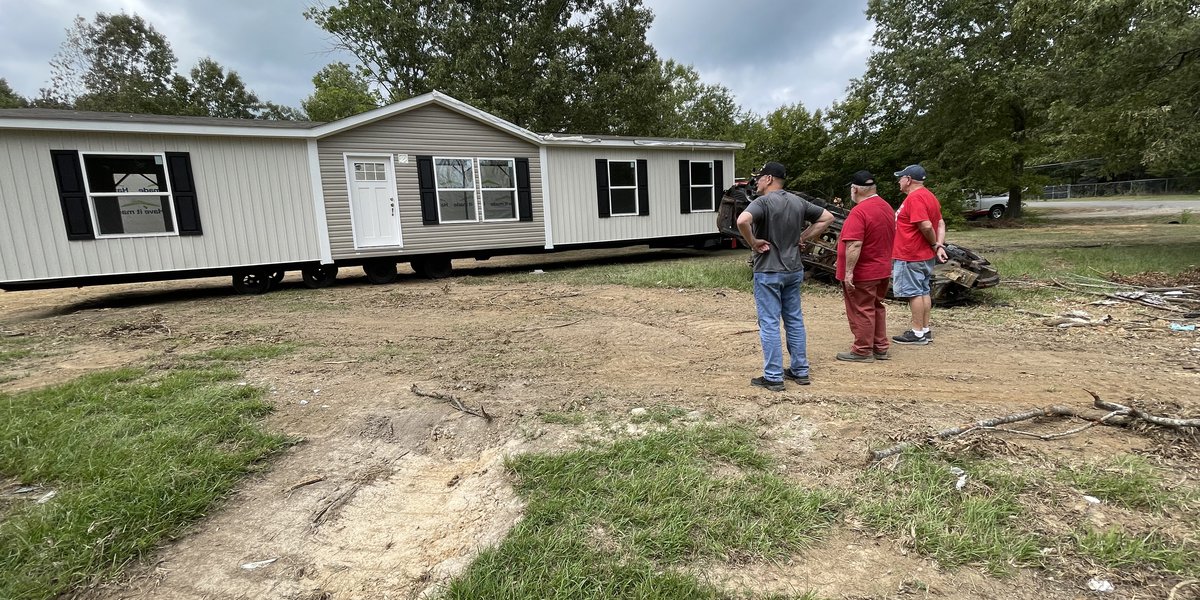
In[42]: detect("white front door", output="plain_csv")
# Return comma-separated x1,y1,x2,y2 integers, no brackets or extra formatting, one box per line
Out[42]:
347,156,402,248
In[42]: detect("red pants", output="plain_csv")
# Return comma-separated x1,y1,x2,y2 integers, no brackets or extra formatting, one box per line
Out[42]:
842,277,890,356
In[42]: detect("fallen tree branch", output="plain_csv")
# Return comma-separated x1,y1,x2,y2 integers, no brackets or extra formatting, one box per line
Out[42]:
510,319,582,334
411,384,493,422
1086,390,1200,429
867,391,1198,463
1169,579,1199,600
284,476,325,493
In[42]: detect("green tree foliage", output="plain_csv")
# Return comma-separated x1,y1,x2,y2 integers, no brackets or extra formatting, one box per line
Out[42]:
301,62,378,122
49,14,181,114
177,58,261,119
862,0,1065,218
44,12,301,119
654,60,744,141
305,0,669,135
1049,1,1200,176
0,79,28,108
740,104,830,194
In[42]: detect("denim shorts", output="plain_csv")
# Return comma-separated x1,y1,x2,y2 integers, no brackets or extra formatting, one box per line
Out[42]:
892,259,935,298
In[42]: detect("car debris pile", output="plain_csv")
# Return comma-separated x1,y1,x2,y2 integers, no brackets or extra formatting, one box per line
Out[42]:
716,183,1000,305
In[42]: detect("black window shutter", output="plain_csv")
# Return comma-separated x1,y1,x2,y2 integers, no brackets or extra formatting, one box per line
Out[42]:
515,157,533,222
636,159,650,216
165,152,202,235
595,159,610,218
417,155,439,225
678,160,691,214
49,150,95,240
713,160,725,207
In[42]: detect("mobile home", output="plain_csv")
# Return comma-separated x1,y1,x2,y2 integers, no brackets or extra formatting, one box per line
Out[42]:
0,92,741,293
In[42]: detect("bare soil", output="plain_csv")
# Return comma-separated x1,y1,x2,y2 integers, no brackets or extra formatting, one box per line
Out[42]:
2,249,1197,600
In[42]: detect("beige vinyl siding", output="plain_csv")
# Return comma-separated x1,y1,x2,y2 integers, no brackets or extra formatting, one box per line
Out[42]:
544,147,736,246
317,104,543,260
0,130,318,283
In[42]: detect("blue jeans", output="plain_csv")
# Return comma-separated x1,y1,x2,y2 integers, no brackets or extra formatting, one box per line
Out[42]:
753,271,809,382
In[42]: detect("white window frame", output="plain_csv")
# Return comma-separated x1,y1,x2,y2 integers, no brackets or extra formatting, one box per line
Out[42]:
433,156,479,224
78,151,180,239
607,159,639,217
689,160,716,213
478,157,520,222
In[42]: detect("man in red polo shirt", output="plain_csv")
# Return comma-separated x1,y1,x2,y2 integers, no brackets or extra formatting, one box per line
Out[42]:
891,164,948,345
835,170,896,361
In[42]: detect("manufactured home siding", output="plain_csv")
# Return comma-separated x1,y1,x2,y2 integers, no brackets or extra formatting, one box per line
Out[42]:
545,147,735,246
317,104,543,260
0,130,318,282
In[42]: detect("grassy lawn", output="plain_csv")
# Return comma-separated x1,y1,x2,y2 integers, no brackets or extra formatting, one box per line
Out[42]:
0,350,291,600
443,425,841,599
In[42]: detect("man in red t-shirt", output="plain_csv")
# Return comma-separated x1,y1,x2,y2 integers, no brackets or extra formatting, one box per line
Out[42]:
835,170,897,361
890,164,947,345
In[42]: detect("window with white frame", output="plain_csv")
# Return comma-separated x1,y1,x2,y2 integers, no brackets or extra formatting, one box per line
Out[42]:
80,153,178,236
434,157,476,222
608,160,638,216
689,161,715,212
479,158,518,221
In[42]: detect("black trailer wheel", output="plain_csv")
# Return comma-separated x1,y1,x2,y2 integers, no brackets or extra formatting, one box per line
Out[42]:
269,270,286,285
302,265,338,289
988,205,1005,219
423,256,453,279
231,270,274,294
363,259,398,284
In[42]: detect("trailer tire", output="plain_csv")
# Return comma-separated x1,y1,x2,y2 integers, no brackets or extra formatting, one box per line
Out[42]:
423,256,453,279
231,270,274,294
269,270,286,285
302,265,338,289
363,259,398,285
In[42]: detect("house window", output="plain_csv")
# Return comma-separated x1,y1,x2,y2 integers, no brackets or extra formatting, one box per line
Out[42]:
689,161,714,212
434,157,476,222
608,160,639,216
354,161,387,182
79,154,178,237
479,158,518,221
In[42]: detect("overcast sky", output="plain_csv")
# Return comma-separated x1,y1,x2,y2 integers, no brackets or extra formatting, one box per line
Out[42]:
0,0,873,118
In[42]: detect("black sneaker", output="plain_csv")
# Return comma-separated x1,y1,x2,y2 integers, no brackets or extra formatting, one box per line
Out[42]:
783,368,811,385
892,330,929,345
751,376,785,392
926,330,933,343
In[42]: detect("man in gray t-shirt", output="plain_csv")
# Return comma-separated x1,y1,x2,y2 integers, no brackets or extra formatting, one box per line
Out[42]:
736,161,834,391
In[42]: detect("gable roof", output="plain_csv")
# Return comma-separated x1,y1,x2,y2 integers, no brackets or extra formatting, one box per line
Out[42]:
0,91,743,149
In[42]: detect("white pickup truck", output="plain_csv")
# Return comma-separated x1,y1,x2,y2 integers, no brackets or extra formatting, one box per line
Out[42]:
962,190,1010,220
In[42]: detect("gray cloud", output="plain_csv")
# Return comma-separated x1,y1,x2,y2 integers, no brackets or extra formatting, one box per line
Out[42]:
0,0,870,116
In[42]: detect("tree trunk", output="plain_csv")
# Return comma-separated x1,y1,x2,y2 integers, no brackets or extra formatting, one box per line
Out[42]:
1008,103,1027,219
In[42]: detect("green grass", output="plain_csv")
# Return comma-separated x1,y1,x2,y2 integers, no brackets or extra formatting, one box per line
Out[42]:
539,410,587,425
477,251,756,293
1058,455,1174,512
1075,527,1199,575
0,366,289,599
0,336,33,366
442,425,841,599
856,449,1043,575
987,243,1200,280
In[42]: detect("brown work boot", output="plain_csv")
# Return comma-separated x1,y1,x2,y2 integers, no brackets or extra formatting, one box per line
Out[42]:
836,351,874,363
873,351,891,360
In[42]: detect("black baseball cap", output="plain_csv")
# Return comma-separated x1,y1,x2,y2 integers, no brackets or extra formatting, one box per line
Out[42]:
752,161,787,179
850,170,875,186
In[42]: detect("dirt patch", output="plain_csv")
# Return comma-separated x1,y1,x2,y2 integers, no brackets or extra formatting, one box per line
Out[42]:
2,258,1198,599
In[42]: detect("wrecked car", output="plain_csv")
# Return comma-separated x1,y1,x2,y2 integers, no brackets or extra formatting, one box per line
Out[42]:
716,182,1000,305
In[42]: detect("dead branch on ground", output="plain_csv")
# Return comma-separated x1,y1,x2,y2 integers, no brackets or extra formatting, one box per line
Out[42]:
411,384,493,422
867,390,1197,463
510,320,582,333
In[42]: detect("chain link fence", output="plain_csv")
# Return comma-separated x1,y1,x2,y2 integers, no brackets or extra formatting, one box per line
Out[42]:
1039,177,1200,199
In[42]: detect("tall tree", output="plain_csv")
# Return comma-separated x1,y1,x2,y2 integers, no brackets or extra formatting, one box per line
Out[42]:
0,78,28,108
1050,1,1200,176
177,58,261,119
48,13,181,114
740,104,830,193
302,62,379,122
305,0,670,135
653,60,743,141
864,0,1065,218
